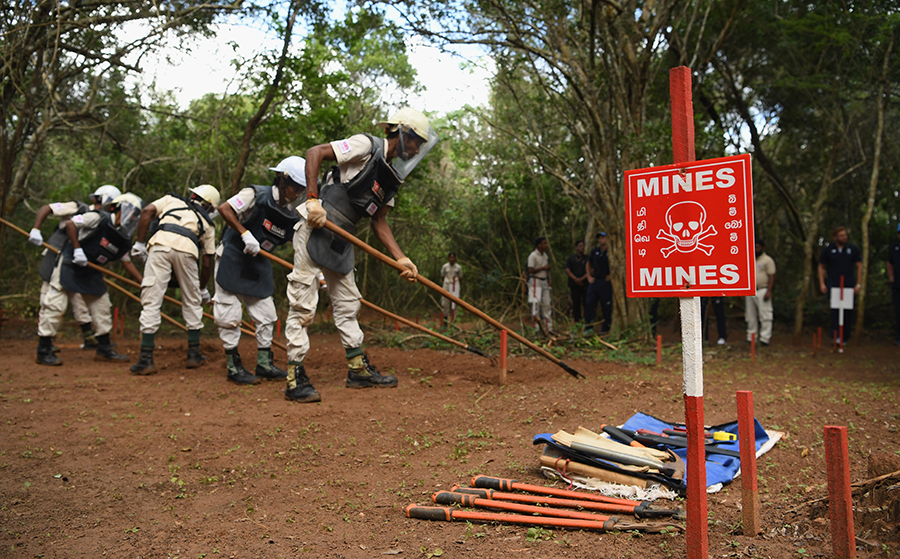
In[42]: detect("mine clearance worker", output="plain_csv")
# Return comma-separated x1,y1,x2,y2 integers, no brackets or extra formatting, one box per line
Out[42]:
745,238,776,346
214,157,305,385
818,226,862,345
527,236,553,333
36,193,143,366
129,185,220,375
282,107,439,403
439,252,462,324
30,185,121,350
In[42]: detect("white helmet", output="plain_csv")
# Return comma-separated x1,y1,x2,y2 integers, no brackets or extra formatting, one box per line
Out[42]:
91,185,122,208
189,184,221,208
377,107,430,141
269,156,307,187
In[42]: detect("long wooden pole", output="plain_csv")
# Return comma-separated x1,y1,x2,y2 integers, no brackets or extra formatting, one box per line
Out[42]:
321,221,585,379
256,249,483,358
0,217,284,351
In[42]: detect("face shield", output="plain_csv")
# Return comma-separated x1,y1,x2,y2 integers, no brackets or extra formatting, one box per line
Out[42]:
273,173,304,210
392,125,440,181
114,199,142,238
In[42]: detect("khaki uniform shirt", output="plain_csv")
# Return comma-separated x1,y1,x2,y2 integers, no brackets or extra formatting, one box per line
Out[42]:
755,252,776,289
148,195,216,259
226,187,258,222
527,249,550,280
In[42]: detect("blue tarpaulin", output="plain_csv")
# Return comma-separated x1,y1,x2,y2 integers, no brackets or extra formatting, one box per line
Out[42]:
620,412,770,488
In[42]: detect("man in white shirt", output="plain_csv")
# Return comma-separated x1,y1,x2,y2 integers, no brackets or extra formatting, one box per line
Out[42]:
745,239,776,346
527,237,553,333
440,252,462,324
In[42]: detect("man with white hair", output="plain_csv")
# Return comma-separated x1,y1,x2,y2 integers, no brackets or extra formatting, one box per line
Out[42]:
213,158,305,384
282,107,439,403
129,185,220,374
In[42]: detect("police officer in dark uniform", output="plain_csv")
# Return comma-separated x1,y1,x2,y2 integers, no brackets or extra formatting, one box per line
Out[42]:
585,232,612,333
213,157,305,384
886,224,900,345
818,226,863,344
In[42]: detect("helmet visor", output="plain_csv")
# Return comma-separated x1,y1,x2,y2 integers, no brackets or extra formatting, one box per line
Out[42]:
392,125,440,181
115,200,143,238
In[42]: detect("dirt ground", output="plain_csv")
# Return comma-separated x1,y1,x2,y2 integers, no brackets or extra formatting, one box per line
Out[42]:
1,315,898,559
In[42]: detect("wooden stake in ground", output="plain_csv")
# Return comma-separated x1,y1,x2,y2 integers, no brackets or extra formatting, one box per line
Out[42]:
825,426,856,559
737,390,761,535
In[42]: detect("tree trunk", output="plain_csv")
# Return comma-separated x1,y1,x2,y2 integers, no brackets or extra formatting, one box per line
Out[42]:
229,2,299,195
793,137,841,340
855,33,893,338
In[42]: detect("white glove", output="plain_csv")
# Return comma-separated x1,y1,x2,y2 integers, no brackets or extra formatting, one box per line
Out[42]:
72,247,88,267
241,230,261,256
28,228,43,246
397,257,418,283
130,241,148,262
200,288,211,305
306,198,327,228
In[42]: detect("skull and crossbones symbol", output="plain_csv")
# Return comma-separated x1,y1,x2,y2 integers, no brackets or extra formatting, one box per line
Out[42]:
656,201,717,258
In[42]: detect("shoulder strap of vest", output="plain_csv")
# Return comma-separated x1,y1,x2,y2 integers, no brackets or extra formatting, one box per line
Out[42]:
159,193,212,237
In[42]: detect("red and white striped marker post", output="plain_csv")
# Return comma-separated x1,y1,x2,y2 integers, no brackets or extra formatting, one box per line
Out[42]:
671,66,709,559
499,330,507,385
736,391,761,535
824,426,856,559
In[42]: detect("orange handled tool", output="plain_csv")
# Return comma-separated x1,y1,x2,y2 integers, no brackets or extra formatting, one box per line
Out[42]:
433,491,613,522
405,504,617,531
453,486,665,517
471,476,641,506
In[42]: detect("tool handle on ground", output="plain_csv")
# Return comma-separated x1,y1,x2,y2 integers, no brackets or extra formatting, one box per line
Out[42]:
433,491,614,522
633,433,741,458
570,441,666,469
323,221,585,379
359,298,470,352
602,424,647,448
405,504,452,521
470,476,642,507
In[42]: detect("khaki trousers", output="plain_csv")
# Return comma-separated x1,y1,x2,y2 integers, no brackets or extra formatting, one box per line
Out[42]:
213,256,277,350
745,288,773,344
37,263,111,337
139,245,203,333
40,281,92,324
285,218,363,365
529,278,553,330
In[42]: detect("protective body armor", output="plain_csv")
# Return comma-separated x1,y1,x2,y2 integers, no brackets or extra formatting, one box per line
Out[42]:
307,134,402,274
216,185,299,298
59,211,132,296
38,201,89,282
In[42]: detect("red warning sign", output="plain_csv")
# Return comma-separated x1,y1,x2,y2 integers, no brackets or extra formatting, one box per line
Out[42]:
624,154,756,298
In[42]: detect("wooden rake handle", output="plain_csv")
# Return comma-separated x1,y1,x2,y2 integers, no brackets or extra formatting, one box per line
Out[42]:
321,220,585,379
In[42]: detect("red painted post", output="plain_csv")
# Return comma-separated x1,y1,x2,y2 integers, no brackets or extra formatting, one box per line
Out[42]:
276,319,282,340
824,426,856,559
751,333,756,363
736,391,761,535
670,65,708,559
499,330,508,384
395,319,399,332
656,335,662,366
817,326,823,349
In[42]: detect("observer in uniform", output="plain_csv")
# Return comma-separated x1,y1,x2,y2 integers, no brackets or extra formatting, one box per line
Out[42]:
283,107,439,403
129,186,220,375
35,193,144,366
29,185,122,350
214,157,306,385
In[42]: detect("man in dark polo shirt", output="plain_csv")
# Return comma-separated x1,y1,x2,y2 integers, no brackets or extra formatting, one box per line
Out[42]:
818,226,862,345
585,232,612,333
887,223,900,345
565,240,588,324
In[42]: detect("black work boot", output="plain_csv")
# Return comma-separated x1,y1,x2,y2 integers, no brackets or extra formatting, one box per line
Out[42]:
346,354,398,389
284,364,321,403
80,323,99,350
185,329,206,369
94,334,128,362
37,337,62,366
51,344,61,354
225,348,260,385
255,348,287,380
130,347,157,375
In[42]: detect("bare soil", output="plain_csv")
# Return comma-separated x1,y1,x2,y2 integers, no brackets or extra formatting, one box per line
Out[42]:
1,316,898,559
